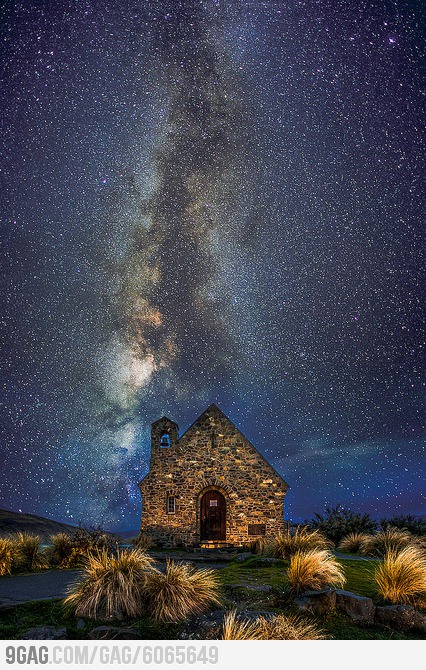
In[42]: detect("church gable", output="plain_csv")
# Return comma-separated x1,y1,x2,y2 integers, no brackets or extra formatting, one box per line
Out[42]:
138,403,289,547
175,403,288,491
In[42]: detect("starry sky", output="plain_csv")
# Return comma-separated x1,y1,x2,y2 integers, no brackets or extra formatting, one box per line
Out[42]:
1,0,424,531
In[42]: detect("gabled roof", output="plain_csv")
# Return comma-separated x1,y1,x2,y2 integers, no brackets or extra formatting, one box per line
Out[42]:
178,403,289,489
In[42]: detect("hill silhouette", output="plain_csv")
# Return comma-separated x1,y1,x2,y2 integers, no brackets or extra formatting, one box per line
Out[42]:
0,509,77,542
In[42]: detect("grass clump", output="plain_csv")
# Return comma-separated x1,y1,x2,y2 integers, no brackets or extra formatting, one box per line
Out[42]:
13,532,47,571
287,549,346,596
274,526,332,559
64,549,154,620
338,532,374,554
257,613,326,640
221,610,326,640
221,610,261,640
143,560,220,623
362,527,413,557
0,538,15,575
47,533,74,567
243,536,274,555
374,545,426,605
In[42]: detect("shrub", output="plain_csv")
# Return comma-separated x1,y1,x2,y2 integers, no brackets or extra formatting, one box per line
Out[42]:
374,545,426,605
221,611,326,640
380,515,426,536
338,532,374,554
13,532,47,571
274,526,332,559
56,527,120,568
64,549,154,620
0,538,15,575
143,560,220,623
287,549,346,596
71,527,118,553
309,505,377,544
361,527,413,557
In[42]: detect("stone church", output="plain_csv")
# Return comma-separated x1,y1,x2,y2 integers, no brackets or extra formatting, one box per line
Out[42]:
138,403,288,547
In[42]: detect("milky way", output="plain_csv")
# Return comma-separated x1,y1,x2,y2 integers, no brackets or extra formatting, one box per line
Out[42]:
1,1,424,529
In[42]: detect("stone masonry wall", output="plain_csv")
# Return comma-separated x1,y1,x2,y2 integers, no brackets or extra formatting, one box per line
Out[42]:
139,404,288,547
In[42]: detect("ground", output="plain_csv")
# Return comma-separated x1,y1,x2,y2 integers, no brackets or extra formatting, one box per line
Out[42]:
0,551,424,640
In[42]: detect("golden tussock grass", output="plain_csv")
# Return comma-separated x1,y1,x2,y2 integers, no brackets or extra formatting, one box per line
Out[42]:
361,527,413,557
274,526,333,559
287,549,346,595
374,545,426,605
221,610,261,640
0,538,15,575
48,533,74,567
143,560,221,623
13,532,47,571
64,549,154,620
221,610,326,640
338,532,374,554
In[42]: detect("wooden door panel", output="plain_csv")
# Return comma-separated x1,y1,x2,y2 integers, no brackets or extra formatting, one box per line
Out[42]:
200,491,226,540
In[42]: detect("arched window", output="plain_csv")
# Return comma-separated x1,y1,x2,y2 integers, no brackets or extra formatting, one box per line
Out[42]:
160,433,170,448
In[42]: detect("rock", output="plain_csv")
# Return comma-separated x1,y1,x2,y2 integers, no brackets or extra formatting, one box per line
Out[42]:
294,589,336,615
245,584,273,592
20,626,67,640
235,552,253,562
88,626,142,640
335,590,375,623
178,610,226,640
76,619,86,630
248,557,281,566
375,605,426,632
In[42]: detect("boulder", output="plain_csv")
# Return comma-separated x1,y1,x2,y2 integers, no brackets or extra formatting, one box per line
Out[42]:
20,626,67,640
294,589,336,615
335,590,375,623
88,626,142,640
375,605,426,632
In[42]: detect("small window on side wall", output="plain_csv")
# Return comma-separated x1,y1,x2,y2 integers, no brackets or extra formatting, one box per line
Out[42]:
160,433,170,448
167,495,175,514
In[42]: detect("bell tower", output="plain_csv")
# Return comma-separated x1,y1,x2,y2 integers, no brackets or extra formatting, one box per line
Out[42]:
149,416,179,469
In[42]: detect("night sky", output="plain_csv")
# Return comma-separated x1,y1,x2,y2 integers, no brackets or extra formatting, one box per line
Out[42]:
1,0,424,531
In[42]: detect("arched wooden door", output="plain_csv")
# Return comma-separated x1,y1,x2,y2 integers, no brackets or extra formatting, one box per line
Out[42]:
200,490,226,541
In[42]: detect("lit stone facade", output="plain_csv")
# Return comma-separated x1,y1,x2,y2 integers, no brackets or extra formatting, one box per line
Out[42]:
138,404,288,547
